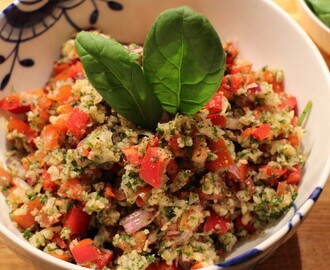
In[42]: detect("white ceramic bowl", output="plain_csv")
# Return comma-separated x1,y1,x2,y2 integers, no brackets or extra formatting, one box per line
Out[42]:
297,0,330,55
1,1,330,270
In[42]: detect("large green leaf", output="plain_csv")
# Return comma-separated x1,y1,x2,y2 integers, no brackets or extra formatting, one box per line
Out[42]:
143,6,225,114
75,32,163,130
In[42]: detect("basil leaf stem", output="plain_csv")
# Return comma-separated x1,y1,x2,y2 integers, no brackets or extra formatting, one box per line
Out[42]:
75,31,163,130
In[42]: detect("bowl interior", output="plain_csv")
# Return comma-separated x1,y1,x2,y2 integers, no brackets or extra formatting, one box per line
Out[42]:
1,0,330,268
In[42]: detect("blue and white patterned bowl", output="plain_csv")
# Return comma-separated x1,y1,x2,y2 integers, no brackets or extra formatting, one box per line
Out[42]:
0,1,330,270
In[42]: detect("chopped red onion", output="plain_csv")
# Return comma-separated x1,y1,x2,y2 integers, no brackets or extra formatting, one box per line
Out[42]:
121,209,154,234
228,164,240,179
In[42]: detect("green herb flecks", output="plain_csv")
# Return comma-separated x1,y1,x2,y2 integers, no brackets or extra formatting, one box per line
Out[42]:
75,32,163,130
143,6,225,114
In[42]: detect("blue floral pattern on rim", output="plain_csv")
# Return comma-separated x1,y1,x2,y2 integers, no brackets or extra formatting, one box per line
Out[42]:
0,0,123,90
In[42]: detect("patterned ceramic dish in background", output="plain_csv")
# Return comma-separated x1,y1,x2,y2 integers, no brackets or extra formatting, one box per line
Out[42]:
0,1,330,270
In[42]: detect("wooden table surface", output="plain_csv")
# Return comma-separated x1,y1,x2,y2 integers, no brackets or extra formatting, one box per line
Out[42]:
0,0,329,269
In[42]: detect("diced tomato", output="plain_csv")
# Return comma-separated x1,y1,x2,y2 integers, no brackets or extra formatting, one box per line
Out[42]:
277,181,289,195
272,81,284,93
139,147,170,189
205,91,224,114
122,146,141,166
105,184,116,198
228,163,249,182
168,134,181,152
8,117,31,134
57,103,73,114
147,137,159,147
49,84,73,102
238,163,248,181
261,70,274,83
53,61,71,75
203,210,230,234
68,61,84,79
234,215,256,234
0,94,31,114
286,164,301,184
260,165,287,181
53,114,69,133
251,123,273,142
198,189,223,201
22,152,45,171
146,263,158,270
158,261,181,270
75,238,93,247
42,171,57,192
191,262,204,269
48,250,72,262
228,62,252,74
206,138,234,172
12,198,42,229
35,94,52,123
224,42,239,64
96,250,113,269
52,233,67,249
206,114,226,128
71,239,99,265
66,107,90,138
259,70,284,93
166,159,179,177
41,124,60,150
221,73,255,94
288,134,300,147
279,95,297,111
135,185,153,207
53,61,84,82
64,206,91,235
7,117,37,141
0,166,12,185
242,176,256,196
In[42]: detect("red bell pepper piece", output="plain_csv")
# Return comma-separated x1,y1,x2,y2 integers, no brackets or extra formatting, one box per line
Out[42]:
206,138,234,172
66,107,90,138
203,210,230,234
251,123,273,142
139,147,170,188
207,114,226,128
286,164,301,184
122,146,142,166
0,94,31,114
42,171,57,192
96,250,113,268
158,261,181,270
7,117,37,142
234,215,256,234
64,206,91,235
205,91,224,114
71,239,99,265
41,124,60,150
279,95,297,111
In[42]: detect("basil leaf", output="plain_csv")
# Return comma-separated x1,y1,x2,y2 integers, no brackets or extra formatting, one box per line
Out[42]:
319,13,330,27
306,0,330,14
143,6,225,115
306,0,330,27
75,31,163,130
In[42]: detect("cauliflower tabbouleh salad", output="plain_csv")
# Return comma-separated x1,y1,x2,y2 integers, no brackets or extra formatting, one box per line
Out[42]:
0,7,308,270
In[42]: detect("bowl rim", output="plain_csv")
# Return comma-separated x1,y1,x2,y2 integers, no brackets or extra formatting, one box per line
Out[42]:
298,0,330,34
0,0,330,269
